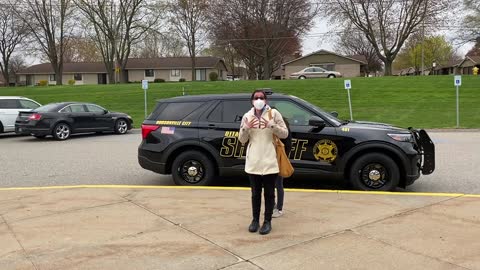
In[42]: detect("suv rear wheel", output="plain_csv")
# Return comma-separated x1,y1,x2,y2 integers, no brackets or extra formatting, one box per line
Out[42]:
172,150,215,186
349,153,400,191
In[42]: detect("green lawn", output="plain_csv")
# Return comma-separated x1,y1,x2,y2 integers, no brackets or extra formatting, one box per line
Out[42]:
1,76,479,128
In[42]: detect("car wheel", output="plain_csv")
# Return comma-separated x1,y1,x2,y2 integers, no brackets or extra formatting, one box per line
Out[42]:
52,123,71,140
171,150,215,186
349,153,400,191
299,76,306,79
328,74,336,78
0,121,3,133
33,135,46,139
114,119,128,134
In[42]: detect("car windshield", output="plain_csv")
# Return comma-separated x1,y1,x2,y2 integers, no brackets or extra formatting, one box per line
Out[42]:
34,103,60,112
290,96,343,126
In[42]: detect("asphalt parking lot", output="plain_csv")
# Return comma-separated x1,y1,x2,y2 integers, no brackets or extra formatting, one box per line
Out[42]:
1,130,479,194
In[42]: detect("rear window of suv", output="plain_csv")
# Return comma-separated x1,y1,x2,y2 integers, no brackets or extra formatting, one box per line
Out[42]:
0,99,19,109
149,102,204,121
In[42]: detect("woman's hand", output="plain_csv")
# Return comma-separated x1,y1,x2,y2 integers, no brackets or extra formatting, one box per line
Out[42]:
244,117,259,129
260,117,274,129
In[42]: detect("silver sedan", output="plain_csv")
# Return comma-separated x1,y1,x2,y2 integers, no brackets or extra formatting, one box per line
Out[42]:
290,67,342,79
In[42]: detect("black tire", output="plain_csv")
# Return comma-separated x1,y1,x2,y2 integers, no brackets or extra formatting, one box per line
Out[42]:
52,123,71,140
299,75,306,79
349,153,400,191
33,135,46,139
171,150,216,186
0,121,3,133
328,74,336,78
114,119,128,134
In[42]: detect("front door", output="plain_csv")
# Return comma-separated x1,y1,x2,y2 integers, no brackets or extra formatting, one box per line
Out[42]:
97,74,107,84
86,104,113,130
268,99,341,173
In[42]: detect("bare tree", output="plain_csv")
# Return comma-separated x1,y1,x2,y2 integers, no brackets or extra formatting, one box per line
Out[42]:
76,0,156,83
323,0,456,75
131,30,185,58
335,29,382,76
0,5,28,85
210,0,317,80
15,0,73,85
167,0,209,81
8,55,27,83
63,36,102,62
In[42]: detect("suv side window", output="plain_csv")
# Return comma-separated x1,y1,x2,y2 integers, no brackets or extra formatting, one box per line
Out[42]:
0,99,20,109
156,102,203,120
269,100,316,126
19,99,40,109
209,100,250,123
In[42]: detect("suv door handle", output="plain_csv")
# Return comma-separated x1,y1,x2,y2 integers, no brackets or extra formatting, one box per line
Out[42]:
208,124,216,128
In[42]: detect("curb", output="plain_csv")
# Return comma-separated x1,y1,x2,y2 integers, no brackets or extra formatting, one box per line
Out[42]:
0,184,479,198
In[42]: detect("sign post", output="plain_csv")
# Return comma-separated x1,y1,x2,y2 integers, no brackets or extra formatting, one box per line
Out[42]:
142,80,149,118
344,80,353,121
454,76,461,128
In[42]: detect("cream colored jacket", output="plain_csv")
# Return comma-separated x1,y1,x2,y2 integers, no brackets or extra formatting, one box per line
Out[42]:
239,106,288,175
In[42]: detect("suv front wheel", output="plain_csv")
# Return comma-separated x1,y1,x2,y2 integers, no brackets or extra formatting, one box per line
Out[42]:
349,153,400,191
172,150,216,186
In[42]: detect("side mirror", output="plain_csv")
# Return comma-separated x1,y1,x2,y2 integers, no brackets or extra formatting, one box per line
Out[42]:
330,111,338,117
309,116,325,128
103,109,109,114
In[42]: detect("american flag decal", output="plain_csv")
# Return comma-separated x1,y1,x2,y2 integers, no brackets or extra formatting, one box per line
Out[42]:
161,126,175,134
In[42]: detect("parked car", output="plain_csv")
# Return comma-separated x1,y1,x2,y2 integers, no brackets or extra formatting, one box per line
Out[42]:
0,96,41,134
15,102,133,140
290,67,342,79
137,92,435,191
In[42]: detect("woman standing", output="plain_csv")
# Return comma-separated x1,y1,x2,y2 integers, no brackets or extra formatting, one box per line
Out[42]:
239,90,288,235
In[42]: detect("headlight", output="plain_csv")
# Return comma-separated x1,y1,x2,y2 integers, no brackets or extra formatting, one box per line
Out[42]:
387,133,413,142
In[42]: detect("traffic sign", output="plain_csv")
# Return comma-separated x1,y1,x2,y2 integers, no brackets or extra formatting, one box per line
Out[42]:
454,75,461,86
142,80,148,90
344,80,351,90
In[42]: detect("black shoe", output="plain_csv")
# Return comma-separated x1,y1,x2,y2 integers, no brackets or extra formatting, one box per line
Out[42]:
248,220,260,233
259,221,272,235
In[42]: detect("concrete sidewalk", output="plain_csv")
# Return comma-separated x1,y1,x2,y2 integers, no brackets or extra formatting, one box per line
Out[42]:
0,186,479,270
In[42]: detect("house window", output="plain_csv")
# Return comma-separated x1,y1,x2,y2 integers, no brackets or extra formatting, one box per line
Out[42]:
195,69,206,81
171,69,181,77
145,69,154,77
311,63,335,71
74,73,82,81
49,74,56,81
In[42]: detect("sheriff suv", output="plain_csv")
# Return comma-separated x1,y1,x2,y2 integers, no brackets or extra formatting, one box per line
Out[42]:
138,92,435,191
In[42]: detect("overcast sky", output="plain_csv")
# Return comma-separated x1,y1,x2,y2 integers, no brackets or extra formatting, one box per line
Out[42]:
302,17,473,57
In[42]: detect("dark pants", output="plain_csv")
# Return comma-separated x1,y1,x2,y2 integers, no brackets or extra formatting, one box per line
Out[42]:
249,174,277,222
275,176,284,211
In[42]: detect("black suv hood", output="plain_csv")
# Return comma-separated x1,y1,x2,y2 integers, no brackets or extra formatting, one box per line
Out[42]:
343,120,408,133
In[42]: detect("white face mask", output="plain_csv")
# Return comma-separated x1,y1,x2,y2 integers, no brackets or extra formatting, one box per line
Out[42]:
253,99,265,110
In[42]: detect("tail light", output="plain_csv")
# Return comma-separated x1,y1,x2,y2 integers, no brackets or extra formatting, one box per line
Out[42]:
141,124,159,139
28,113,42,121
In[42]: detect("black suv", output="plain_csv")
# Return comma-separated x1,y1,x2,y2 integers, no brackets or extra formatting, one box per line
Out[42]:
138,92,434,191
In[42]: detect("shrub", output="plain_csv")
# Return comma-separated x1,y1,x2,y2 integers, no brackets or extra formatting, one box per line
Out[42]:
209,72,219,81
154,78,165,83
38,80,48,86
179,78,186,82
68,79,75,85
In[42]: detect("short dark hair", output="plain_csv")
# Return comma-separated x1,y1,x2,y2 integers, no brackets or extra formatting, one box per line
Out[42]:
251,89,267,100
